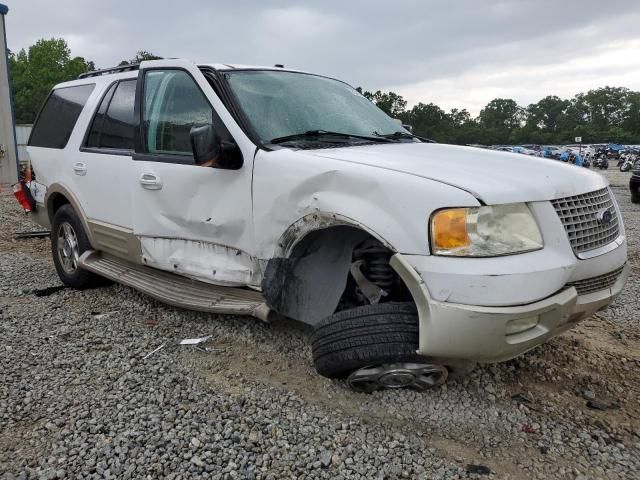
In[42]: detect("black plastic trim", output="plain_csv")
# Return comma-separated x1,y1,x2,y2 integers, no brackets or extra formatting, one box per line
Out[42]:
199,67,263,149
79,147,133,157
80,80,118,150
78,63,139,79
132,152,195,165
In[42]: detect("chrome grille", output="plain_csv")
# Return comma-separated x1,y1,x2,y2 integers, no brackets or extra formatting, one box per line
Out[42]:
566,265,625,296
551,188,620,254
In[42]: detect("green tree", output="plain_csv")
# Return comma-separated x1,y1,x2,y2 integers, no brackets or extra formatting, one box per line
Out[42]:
526,96,569,132
118,51,163,66
403,102,450,140
574,87,629,132
357,88,407,117
623,91,640,135
9,38,92,123
478,98,523,144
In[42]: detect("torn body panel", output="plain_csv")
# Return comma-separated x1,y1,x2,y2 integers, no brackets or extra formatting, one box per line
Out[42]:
140,236,261,287
131,146,256,288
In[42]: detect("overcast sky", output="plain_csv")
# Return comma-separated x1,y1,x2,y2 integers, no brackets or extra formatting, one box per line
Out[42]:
5,0,640,115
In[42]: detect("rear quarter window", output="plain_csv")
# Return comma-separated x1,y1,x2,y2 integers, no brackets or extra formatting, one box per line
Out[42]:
29,84,95,149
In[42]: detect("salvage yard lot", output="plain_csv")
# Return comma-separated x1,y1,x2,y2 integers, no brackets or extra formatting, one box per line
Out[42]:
0,170,638,480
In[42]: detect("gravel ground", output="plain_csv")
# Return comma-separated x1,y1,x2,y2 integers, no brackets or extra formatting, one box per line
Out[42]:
0,169,638,480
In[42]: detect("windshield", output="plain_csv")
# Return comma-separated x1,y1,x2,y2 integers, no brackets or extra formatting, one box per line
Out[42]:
224,70,406,144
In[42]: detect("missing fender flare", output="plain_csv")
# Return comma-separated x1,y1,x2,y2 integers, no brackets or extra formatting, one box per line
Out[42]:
262,228,368,325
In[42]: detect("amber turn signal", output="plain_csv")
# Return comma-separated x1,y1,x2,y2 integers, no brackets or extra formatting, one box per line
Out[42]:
431,208,470,251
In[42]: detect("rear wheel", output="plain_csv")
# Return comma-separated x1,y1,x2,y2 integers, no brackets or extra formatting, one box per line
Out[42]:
311,302,450,392
51,205,102,288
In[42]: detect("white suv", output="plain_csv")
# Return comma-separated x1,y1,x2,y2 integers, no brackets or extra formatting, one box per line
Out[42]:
22,59,629,392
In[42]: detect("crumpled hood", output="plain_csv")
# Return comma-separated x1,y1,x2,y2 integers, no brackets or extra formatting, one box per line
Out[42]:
307,143,607,204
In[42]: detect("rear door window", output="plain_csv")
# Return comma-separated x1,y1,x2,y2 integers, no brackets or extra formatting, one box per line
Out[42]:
29,84,95,149
85,79,136,151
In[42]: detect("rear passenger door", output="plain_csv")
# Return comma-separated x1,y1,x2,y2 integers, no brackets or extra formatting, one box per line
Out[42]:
74,77,138,260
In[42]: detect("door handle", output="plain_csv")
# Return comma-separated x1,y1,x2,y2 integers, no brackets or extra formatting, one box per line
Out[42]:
139,172,162,190
73,162,87,176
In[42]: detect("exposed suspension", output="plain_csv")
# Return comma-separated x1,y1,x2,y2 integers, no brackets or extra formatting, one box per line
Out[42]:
353,240,394,291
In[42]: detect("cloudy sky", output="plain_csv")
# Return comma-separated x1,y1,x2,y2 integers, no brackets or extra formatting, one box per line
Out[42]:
5,0,640,114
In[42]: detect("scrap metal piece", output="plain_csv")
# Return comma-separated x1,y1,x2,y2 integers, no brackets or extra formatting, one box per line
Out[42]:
178,335,211,345
142,343,166,360
14,230,51,239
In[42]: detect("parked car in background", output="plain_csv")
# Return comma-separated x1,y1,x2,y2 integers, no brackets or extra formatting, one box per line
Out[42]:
607,143,625,158
631,160,640,203
515,146,538,156
520,144,541,153
541,145,562,159
18,59,630,393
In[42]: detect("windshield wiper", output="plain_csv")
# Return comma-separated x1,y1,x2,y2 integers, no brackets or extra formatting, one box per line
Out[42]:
374,131,435,143
269,130,395,145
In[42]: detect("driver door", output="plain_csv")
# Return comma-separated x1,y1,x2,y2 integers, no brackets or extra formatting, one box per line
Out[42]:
130,60,259,287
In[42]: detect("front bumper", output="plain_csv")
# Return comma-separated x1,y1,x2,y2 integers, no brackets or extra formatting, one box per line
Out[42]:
390,255,630,363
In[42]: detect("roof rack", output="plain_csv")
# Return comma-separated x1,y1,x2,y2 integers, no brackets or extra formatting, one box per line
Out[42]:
78,63,140,79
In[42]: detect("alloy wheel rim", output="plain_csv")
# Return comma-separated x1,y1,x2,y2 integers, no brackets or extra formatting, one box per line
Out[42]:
57,222,79,274
347,363,448,393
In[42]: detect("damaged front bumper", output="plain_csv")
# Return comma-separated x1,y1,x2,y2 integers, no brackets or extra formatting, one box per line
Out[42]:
390,254,630,363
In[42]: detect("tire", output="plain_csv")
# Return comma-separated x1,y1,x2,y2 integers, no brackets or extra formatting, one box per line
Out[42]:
50,204,102,289
311,302,424,379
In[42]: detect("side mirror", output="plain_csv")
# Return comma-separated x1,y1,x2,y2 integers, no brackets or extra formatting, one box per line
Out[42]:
402,124,413,133
190,124,221,166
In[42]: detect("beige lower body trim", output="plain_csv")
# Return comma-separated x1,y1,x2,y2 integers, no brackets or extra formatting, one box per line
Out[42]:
88,221,142,264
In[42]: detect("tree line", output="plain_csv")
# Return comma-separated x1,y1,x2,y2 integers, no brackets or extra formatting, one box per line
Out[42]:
8,38,640,145
358,87,640,145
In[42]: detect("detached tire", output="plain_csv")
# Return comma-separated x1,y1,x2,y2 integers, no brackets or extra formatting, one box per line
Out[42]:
51,204,102,289
311,303,423,379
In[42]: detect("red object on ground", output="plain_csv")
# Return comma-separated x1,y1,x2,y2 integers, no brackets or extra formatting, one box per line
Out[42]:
13,182,33,212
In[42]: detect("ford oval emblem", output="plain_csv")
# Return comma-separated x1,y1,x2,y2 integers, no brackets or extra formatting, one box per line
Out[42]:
596,208,613,225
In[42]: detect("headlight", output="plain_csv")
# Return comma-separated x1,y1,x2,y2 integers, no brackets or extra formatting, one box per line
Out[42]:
430,203,543,256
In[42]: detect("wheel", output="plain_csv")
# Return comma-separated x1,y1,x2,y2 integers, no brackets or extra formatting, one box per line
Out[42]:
310,303,449,392
50,204,101,288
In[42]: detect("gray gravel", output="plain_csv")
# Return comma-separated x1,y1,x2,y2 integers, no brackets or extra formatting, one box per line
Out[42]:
1,169,639,479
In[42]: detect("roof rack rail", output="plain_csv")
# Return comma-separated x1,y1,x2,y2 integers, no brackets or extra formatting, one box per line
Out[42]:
78,63,140,79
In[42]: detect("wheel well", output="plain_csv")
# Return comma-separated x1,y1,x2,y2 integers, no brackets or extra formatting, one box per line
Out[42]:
47,193,70,222
262,226,411,325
